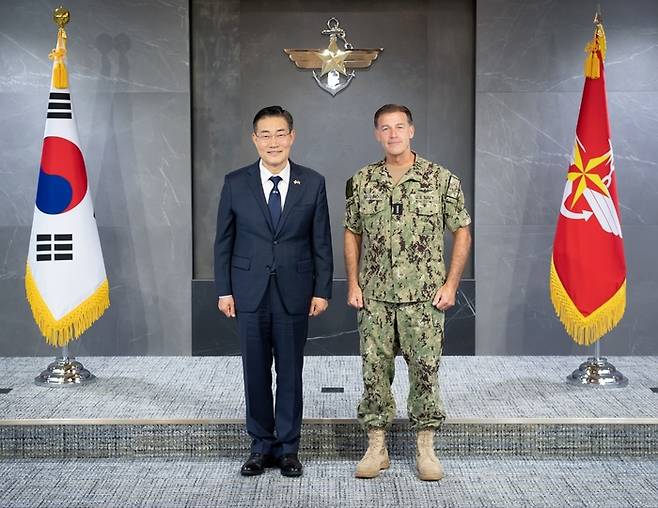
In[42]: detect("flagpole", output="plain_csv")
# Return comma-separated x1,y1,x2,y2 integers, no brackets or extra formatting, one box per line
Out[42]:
557,9,628,388
576,8,628,388
30,6,99,386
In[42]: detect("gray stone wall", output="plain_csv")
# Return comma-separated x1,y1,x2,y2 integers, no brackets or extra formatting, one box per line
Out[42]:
2,0,655,357
191,0,475,280
475,0,658,354
0,0,191,355
190,0,476,356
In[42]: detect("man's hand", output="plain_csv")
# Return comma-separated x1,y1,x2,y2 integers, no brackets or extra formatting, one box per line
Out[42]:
347,284,364,309
432,284,457,311
433,226,470,312
309,297,328,317
218,296,236,318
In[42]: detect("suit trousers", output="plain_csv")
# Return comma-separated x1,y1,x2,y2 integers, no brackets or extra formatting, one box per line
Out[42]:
237,275,309,457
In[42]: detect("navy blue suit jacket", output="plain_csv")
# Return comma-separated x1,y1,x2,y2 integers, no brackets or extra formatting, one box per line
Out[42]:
214,161,333,315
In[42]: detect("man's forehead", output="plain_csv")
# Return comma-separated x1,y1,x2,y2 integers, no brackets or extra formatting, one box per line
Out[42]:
377,112,410,126
255,116,289,131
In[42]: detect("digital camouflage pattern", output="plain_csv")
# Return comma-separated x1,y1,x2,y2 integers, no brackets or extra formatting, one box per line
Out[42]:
357,298,445,430
344,155,471,303
345,154,471,431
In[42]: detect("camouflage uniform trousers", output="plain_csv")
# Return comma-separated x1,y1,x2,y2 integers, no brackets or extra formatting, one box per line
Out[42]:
357,298,446,431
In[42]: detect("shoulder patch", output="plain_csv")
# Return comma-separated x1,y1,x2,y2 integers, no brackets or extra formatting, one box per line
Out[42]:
445,174,461,203
345,177,354,199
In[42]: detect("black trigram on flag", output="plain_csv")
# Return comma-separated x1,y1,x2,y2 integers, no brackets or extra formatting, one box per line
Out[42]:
36,234,73,261
47,92,72,119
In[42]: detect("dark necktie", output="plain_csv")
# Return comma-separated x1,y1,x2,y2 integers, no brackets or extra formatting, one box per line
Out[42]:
268,175,283,227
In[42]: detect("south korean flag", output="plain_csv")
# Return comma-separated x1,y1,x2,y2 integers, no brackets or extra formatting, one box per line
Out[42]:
25,26,109,347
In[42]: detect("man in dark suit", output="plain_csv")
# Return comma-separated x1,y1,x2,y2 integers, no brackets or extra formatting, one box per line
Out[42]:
214,106,333,477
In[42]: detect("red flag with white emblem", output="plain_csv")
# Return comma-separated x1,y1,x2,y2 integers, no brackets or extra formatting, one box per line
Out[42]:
550,20,626,345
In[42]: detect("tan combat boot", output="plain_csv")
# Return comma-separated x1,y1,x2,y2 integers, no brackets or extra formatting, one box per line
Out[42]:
416,429,444,481
355,428,390,478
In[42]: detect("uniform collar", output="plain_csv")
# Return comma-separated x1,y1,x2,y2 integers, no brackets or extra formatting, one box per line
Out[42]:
377,152,430,185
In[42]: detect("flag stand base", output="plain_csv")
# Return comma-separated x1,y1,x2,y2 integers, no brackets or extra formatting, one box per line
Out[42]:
34,356,96,387
566,356,628,388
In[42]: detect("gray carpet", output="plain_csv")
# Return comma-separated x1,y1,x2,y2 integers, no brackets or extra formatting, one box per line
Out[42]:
1,356,657,421
0,456,656,507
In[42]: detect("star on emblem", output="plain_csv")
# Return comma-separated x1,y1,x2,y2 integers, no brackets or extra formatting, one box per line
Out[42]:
559,137,622,237
317,38,349,76
567,140,612,207
284,18,383,96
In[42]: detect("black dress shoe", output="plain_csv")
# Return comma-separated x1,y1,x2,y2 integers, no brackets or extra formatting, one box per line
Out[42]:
240,453,276,476
278,454,303,477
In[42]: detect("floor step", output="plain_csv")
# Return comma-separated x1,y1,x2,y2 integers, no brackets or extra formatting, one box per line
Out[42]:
2,420,656,459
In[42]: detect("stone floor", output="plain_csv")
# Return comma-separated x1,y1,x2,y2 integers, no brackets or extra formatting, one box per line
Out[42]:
1,456,656,508
0,356,656,422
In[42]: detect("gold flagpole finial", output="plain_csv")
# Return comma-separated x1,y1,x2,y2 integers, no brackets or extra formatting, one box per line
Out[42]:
53,6,70,29
50,6,70,89
593,4,603,26
584,6,606,79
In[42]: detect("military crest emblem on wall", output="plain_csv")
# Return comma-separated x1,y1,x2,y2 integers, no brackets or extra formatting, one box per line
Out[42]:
284,18,383,96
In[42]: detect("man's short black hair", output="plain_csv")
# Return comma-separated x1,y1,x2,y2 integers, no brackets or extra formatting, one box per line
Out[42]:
253,106,294,132
373,104,413,127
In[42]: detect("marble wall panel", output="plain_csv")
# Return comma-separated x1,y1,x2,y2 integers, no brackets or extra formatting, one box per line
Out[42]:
0,0,191,355
192,280,475,356
475,91,580,227
476,0,658,354
476,91,658,227
477,0,658,93
192,0,475,279
0,0,188,94
191,0,242,278
476,225,658,356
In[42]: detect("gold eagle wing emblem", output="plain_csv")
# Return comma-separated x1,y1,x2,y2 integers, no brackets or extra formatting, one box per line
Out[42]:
283,18,383,96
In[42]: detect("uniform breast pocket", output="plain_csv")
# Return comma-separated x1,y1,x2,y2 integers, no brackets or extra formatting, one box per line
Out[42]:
361,199,386,233
414,195,442,235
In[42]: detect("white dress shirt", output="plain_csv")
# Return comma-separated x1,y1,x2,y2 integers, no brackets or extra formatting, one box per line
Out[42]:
219,160,290,300
260,159,290,210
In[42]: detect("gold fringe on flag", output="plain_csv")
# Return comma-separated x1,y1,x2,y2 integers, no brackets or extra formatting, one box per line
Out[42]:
549,257,625,346
48,28,68,89
25,264,110,347
584,23,606,79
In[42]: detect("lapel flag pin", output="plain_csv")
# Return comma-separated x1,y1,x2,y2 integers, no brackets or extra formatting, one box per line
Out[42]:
293,179,301,185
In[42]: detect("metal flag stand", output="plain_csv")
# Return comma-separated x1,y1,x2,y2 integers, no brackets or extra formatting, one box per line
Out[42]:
566,340,628,387
34,345,96,387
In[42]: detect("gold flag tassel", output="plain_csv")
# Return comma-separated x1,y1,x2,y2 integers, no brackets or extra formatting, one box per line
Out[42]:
25,264,110,347
584,22,606,79
549,257,625,346
49,27,68,89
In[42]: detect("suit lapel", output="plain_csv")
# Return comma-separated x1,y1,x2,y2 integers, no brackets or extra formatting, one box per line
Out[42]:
276,162,304,236
246,162,274,233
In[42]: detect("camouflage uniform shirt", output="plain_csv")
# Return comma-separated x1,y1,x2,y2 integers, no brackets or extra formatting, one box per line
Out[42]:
344,154,471,303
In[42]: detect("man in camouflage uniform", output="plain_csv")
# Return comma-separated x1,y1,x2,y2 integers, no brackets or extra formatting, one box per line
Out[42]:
344,104,471,481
